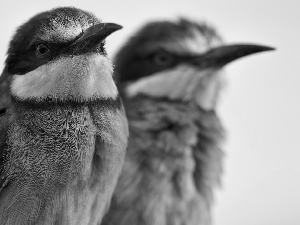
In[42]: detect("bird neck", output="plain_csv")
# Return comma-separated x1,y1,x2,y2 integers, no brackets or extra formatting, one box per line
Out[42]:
10,54,118,103
124,65,225,110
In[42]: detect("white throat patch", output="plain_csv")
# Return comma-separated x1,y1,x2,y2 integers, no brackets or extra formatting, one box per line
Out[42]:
11,54,118,101
125,65,225,110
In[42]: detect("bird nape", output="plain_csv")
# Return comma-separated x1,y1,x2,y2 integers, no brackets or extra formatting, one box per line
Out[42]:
0,7,128,225
102,18,274,225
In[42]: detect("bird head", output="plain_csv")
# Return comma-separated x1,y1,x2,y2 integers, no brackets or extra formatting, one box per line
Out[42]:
0,7,122,103
115,18,274,110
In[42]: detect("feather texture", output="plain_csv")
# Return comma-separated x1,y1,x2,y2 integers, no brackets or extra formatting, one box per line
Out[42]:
102,96,224,225
0,7,128,225
0,97,128,225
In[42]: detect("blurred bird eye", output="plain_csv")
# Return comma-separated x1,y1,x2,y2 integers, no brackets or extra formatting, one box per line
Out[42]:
36,43,49,57
153,51,173,66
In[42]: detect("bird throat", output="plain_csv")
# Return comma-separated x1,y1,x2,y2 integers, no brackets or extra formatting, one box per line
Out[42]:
125,65,225,110
10,54,118,102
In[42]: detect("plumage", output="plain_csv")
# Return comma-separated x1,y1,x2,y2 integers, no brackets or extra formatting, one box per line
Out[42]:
0,7,128,225
102,18,273,225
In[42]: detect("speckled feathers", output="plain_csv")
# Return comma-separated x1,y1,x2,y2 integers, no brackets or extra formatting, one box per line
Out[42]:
0,7,128,225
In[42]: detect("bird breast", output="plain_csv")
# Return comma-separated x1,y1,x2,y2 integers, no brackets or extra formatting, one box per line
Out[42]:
6,105,97,183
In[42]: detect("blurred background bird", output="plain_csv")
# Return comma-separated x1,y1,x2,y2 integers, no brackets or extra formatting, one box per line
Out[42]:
0,7,128,224
102,18,273,225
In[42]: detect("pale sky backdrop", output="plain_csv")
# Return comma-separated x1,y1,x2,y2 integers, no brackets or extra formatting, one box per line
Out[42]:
0,0,299,224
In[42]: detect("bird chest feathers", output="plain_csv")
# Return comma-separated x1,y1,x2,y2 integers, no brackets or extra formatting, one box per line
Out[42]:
102,98,224,225
6,104,97,180
0,99,127,224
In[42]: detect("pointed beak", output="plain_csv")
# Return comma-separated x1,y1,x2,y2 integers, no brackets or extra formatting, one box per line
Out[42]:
190,44,275,69
64,23,122,55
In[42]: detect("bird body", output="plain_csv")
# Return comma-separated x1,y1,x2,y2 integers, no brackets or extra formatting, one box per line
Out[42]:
102,19,273,225
104,96,224,225
0,95,126,224
0,7,128,225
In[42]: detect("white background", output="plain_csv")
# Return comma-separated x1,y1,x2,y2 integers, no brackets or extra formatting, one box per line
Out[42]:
0,1,299,224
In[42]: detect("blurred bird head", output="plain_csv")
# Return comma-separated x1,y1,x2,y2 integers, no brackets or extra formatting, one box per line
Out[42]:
114,18,273,110
0,7,122,103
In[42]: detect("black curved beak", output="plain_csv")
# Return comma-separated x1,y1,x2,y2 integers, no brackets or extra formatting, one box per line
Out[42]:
64,23,122,55
190,44,275,69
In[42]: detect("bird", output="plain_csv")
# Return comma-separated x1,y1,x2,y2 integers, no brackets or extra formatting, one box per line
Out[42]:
101,18,274,225
0,7,128,225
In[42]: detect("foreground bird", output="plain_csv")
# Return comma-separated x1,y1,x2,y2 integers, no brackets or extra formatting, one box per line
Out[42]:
0,7,128,224
102,19,273,225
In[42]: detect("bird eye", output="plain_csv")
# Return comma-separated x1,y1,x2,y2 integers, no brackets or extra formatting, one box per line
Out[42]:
36,43,49,57
153,51,173,66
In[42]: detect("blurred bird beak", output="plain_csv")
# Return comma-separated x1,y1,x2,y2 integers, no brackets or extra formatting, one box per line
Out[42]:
191,44,275,68
64,23,122,55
